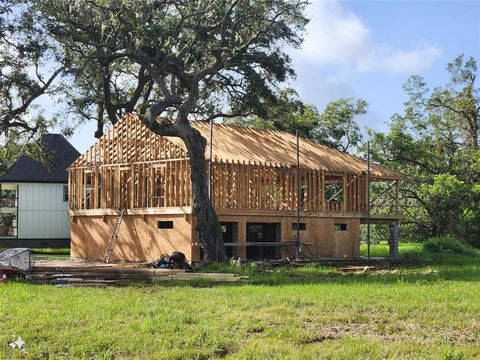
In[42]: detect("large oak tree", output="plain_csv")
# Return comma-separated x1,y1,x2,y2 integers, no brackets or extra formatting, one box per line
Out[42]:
34,0,308,261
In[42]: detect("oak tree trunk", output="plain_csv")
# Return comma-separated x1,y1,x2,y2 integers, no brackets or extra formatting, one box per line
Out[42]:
177,122,227,262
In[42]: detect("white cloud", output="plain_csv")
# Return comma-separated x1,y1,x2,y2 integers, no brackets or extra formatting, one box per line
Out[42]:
296,0,442,74
363,45,442,73
300,1,370,65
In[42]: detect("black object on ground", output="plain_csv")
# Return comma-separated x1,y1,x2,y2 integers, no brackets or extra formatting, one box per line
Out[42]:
152,251,193,271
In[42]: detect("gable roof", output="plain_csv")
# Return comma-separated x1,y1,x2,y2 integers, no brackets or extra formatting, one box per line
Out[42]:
0,134,80,183
73,113,404,180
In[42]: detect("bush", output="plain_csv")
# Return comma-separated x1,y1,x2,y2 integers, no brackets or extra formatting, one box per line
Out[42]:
423,236,475,255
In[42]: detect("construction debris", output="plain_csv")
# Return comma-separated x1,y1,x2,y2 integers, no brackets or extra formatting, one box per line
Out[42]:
0,248,31,281
337,266,378,274
150,251,192,270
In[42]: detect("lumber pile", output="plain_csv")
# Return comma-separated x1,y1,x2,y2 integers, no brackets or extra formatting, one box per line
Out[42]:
27,266,248,286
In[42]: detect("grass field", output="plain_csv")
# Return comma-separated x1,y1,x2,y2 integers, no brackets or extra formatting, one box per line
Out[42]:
0,244,479,359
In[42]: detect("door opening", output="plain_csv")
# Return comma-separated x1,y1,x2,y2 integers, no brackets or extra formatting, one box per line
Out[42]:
246,223,281,260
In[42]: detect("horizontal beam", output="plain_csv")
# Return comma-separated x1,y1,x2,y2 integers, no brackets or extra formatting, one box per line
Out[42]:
360,214,401,224
216,208,369,218
69,206,192,216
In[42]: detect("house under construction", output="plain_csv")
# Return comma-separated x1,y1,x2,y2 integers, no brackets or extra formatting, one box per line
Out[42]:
68,113,403,262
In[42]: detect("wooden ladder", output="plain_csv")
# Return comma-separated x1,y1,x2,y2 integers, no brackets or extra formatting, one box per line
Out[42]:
104,208,126,264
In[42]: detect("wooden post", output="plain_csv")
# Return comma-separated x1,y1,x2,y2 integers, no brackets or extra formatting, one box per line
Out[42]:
321,171,326,212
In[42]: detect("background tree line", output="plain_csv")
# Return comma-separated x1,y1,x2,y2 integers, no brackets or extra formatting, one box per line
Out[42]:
369,55,479,247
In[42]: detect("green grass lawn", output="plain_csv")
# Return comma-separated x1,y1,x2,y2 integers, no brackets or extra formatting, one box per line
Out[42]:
360,241,423,258
1,245,479,360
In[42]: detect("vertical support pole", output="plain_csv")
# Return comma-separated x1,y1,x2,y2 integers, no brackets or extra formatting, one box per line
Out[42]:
208,119,218,261
389,222,399,260
296,130,302,258
208,119,213,200
367,141,371,260
16,184,19,238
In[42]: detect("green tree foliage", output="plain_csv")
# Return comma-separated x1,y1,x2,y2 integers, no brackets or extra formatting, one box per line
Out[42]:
370,55,480,246
0,1,64,136
59,48,157,138
225,88,319,138
0,139,21,175
313,98,366,153
0,1,65,171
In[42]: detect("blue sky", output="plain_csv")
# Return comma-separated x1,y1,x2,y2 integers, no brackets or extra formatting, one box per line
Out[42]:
65,0,480,153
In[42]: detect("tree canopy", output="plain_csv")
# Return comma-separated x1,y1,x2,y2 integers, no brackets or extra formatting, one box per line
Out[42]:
0,1,64,137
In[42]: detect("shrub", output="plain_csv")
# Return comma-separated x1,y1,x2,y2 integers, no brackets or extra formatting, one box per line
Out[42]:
423,236,474,255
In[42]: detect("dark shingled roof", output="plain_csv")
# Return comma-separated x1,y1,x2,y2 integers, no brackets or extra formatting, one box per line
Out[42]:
0,134,80,183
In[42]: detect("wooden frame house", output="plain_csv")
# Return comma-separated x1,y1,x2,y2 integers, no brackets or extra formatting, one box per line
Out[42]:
68,113,403,262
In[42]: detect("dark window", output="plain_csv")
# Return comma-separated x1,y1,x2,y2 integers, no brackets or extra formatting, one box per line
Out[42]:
158,221,174,229
334,223,347,231
292,223,306,230
63,185,68,202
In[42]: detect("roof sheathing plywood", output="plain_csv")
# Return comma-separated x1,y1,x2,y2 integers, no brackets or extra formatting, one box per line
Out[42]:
186,121,403,179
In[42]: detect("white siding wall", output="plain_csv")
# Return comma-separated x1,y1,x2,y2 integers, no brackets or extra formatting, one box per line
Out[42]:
17,183,70,239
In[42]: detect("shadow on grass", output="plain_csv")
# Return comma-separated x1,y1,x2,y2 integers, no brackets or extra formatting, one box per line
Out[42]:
121,252,480,289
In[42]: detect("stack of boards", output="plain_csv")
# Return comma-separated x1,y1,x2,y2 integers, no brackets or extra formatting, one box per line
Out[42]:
27,266,248,287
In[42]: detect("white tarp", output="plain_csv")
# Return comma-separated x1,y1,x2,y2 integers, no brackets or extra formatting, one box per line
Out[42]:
0,248,31,271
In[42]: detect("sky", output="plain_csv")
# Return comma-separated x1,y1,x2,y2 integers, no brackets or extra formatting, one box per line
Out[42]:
63,0,480,153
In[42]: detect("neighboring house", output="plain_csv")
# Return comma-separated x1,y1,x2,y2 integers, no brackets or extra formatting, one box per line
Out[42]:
68,113,404,262
0,134,80,248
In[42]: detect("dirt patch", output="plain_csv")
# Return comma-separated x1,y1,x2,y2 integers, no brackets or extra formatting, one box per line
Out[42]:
441,323,480,344
302,319,480,346
302,328,342,343
302,322,430,345
247,326,265,334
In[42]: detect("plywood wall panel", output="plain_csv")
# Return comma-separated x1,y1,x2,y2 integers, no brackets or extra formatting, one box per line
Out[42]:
71,214,193,262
